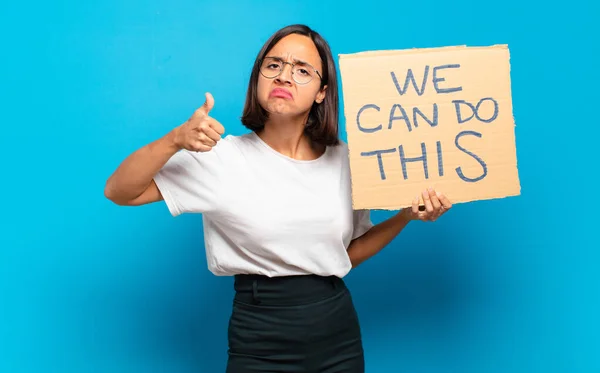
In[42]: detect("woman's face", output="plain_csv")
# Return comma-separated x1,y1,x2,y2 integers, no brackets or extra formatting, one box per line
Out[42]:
257,34,327,121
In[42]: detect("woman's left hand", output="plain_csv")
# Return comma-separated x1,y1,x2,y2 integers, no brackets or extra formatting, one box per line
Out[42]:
402,188,453,222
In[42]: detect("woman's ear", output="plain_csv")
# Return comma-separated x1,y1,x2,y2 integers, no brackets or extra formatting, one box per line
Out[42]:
316,84,327,104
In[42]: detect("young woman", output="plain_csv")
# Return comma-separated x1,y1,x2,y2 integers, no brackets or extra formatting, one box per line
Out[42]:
105,24,452,373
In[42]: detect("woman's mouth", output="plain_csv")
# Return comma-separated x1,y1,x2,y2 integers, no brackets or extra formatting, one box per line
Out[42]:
269,88,293,99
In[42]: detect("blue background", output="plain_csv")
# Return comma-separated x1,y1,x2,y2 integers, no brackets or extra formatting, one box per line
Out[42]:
1,0,597,372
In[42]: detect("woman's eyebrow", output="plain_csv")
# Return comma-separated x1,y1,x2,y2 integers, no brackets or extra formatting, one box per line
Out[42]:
265,55,310,65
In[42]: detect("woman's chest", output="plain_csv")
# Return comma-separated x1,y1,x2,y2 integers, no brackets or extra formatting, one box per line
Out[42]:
214,162,353,238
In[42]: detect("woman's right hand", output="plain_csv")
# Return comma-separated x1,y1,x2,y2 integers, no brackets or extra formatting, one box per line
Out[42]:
173,92,225,152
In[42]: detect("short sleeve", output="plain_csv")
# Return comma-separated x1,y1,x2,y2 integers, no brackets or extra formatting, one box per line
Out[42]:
352,209,374,240
153,144,226,217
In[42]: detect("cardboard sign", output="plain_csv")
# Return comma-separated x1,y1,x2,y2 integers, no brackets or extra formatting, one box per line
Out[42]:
338,45,521,210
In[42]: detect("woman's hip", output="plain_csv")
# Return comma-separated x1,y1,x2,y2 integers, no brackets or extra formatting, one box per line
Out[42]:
232,273,349,304
227,274,364,372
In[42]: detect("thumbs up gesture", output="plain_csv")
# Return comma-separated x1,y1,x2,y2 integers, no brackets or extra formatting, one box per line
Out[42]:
173,92,225,152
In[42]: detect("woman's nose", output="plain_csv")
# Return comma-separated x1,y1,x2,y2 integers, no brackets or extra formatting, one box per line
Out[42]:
276,63,294,84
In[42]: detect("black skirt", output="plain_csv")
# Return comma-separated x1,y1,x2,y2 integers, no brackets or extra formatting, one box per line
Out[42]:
226,273,365,373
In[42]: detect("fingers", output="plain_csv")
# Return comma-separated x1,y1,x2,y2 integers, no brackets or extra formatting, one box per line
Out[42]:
176,93,224,153
204,126,222,143
201,92,214,115
197,119,223,142
406,188,452,222
191,142,213,152
422,189,434,214
411,195,420,215
191,123,220,151
428,188,442,211
193,92,215,119
210,118,225,136
196,131,217,147
437,191,452,210
179,123,219,152
191,107,225,146
193,92,224,137
195,116,224,136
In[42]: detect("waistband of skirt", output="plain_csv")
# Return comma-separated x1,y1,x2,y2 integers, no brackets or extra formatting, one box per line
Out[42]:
233,273,346,306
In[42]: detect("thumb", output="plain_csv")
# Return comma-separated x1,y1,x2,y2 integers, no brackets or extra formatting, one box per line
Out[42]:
200,92,214,115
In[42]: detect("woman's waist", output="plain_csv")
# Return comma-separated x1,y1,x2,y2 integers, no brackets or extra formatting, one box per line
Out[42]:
233,273,346,306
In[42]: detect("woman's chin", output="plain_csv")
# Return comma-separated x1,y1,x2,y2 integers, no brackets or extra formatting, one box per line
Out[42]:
266,103,295,116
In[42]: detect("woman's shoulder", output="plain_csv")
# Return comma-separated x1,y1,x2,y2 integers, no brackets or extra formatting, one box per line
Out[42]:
179,133,253,164
211,132,256,151
326,138,350,159
333,138,349,150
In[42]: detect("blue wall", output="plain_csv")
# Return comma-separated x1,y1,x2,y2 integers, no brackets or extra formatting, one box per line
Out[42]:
1,1,597,372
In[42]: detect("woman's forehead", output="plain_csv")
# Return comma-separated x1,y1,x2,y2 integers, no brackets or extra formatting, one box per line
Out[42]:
267,35,321,67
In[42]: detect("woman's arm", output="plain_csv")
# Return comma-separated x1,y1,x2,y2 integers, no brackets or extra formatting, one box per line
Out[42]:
104,132,180,206
104,93,224,206
347,209,411,268
347,188,453,268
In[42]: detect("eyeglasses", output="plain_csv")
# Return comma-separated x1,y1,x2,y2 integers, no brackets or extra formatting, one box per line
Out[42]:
259,56,322,85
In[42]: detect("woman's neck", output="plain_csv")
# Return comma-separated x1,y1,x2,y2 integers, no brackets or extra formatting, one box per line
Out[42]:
258,115,325,161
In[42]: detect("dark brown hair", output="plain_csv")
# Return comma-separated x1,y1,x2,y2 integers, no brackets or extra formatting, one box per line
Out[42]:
240,24,340,146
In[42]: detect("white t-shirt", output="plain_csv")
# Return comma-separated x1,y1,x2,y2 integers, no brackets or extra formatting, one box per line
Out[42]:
153,131,374,278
